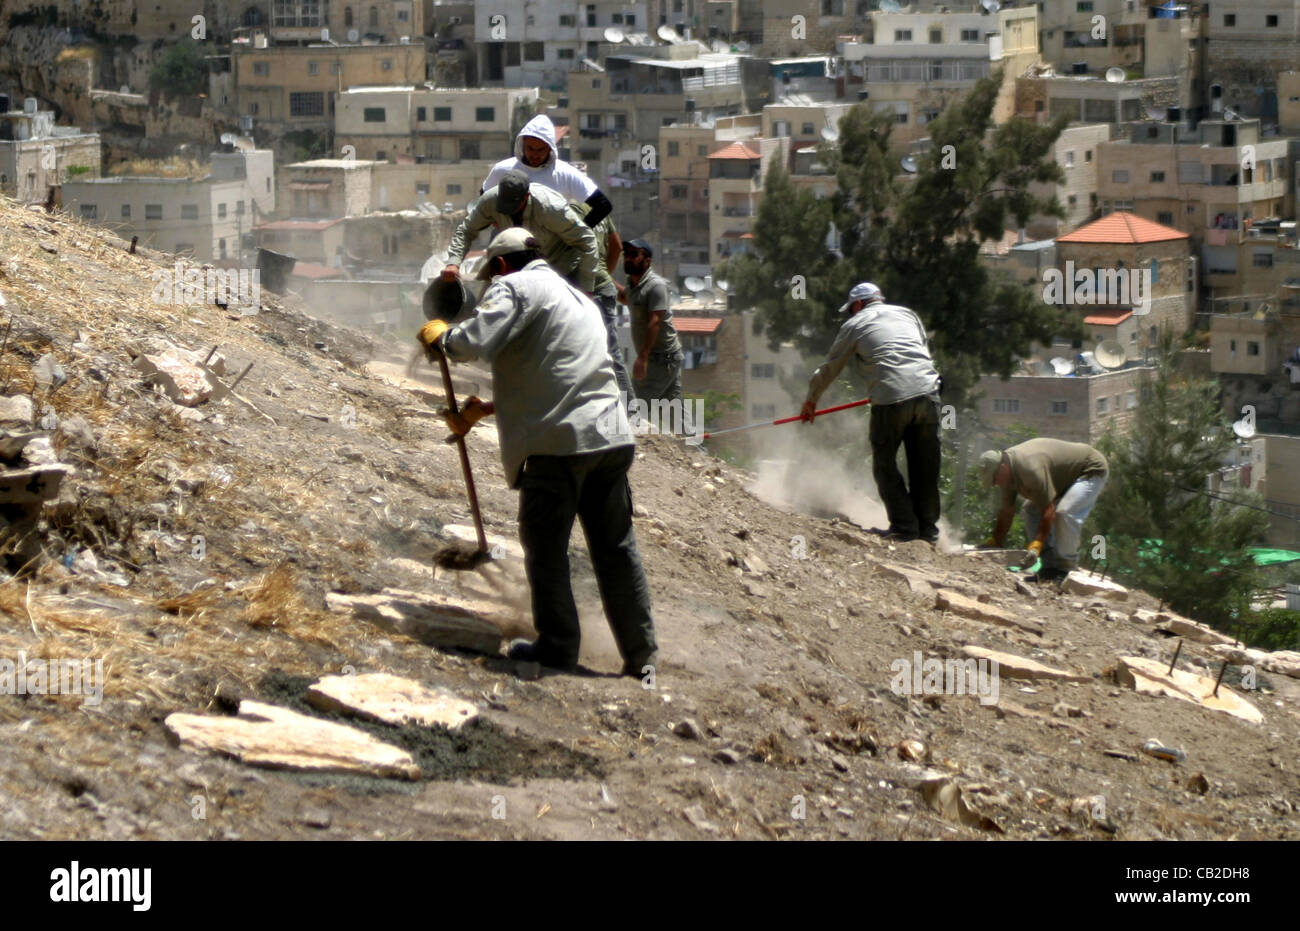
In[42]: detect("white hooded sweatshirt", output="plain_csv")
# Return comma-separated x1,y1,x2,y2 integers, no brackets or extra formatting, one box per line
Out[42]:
482,114,598,205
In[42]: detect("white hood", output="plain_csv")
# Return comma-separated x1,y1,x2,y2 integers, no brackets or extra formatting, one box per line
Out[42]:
514,114,558,170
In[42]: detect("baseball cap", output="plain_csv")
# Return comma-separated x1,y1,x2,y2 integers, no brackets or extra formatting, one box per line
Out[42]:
496,169,531,215
624,238,653,258
978,450,1004,486
477,227,539,280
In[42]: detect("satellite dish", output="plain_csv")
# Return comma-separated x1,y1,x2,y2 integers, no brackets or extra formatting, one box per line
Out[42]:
715,279,730,293
347,29,359,42
657,25,680,44
880,0,903,11
603,26,625,43
695,288,716,304
683,276,707,293
1050,356,1075,376
821,125,840,143
220,132,236,145
979,0,1001,12
1105,67,1126,83
1146,106,1168,121
1095,339,1127,370
734,40,750,52
1233,419,1257,439
900,154,919,173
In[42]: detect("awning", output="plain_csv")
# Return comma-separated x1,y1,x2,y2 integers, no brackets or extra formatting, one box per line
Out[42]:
675,317,723,333
1084,309,1133,325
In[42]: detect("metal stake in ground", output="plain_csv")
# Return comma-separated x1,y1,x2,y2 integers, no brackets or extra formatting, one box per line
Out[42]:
1213,658,1229,697
1167,639,1184,676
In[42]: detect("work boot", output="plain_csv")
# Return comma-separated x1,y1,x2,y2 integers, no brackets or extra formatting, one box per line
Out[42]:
621,650,658,678
507,639,577,673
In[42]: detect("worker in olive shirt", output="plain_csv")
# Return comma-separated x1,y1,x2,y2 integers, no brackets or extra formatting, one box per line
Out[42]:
418,228,658,677
618,239,682,406
580,202,634,404
441,169,597,292
802,282,942,544
979,438,1109,582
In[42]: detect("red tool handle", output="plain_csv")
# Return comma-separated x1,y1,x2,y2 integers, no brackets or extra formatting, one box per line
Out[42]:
701,398,870,439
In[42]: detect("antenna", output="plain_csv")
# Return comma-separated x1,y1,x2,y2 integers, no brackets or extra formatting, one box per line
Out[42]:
604,26,625,43
1105,66,1126,83
900,154,919,173
1094,339,1127,370
657,24,680,44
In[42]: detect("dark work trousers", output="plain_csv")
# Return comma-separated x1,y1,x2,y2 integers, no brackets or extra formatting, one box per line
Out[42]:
594,290,635,405
868,393,942,542
517,444,657,670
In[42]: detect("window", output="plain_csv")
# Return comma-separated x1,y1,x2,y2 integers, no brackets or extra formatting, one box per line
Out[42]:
586,4,596,27
1151,170,1165,183
1125,392,1138,410
363,107,386,122
219,238,227,259
614,113,627,130
416,106,426,121
557,48,575,59
381,59,392,71
446,183,462,195
960,29,979,42
345,6,352,26
218,202,227,219
397,8,408,21
1064,150,1075,167
524,42,544,61
146,204,162,219
894,29,912,41
1267,15,1279,27
369,6,378,27
121,204,130,218
801,122,815,135
330,62,342,74
698,145,707,156
290,92,325,116
1096,397,1110,415
459,139,479,159
1077,1,1094,10
559,14,575,26
1085,150,1092,162
1150,257,1158,283
751,364,775,379
307,61,318,75
585,113,603,130
1157,211,1173,225
667,141,680,157
181,204,199,219
248,102,261,116
1224,14,1235,26
1254,253,1274,268
670,184,687,199
1050,401,1069,416
253,61,269,76
1112,169,1129,183
929,29,942,44
79,204,97,219
1248,342,1260,356
1068,194,1078,206
376,150,387,161
415,182,430,196
434,107,452,121
992,399,1020,414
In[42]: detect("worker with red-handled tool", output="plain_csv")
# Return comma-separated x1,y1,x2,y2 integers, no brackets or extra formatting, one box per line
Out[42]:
801,282,943,544
978,439,1108,583
418,228,659,678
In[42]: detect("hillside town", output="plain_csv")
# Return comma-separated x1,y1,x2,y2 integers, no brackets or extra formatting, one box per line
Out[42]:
0,0,1299,863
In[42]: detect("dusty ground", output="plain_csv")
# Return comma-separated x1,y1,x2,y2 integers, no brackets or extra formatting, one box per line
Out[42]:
0,197,1297,841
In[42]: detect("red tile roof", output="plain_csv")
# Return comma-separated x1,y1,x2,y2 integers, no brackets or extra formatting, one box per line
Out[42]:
288,262,344,280
674,316,724,333
1057,211,1188,244
1083,309,1133,325
707,141,761,160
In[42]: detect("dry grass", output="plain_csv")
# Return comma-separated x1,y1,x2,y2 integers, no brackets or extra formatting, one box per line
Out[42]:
107,158,209,180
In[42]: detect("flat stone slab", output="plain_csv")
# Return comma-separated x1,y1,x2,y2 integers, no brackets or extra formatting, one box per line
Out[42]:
1156,616,1238,647
874,561,938,594
325,587,510,655
165,700,421,779
935,589,1043,636
1063,571,1129,601
1210,645,1300,680
1115,656,1263,724
961,645,1089,682
306,673,479,731
442,524,523,560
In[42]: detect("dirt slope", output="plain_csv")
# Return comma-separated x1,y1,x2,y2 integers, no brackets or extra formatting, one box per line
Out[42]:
0,197,1297,841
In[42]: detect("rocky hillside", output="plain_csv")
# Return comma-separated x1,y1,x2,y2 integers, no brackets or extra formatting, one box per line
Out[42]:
0,195,1297,840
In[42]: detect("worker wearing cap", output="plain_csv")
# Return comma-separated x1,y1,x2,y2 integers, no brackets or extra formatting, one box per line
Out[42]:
417,228,659,678
978,439,1109,582
442,168,597,292
802,282,943,544
619,239,682,406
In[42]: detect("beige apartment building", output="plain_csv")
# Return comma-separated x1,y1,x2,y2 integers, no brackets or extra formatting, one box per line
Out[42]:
230,41,426,133
838,6,1039,150
245,0,422,45
254,217,345,265
0,100,101,205
976,366,1151,445
1026,122,1110,240
61,176,252,261
1205,0,1300,120
334,86,539,162
707,137,788,265
1015,73,1182,126
761,99,851,173
280,158,375,217
371,160,495,212
1038,0,1203,92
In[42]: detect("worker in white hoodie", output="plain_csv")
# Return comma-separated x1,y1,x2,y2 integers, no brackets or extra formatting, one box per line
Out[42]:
482,114,613,229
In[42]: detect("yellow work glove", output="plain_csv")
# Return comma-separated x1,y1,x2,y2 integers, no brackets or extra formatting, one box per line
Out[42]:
1025,540,1043,560
443,396,491,439
419,319,450,353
